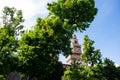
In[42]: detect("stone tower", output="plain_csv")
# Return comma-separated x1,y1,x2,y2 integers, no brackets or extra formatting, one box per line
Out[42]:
66,35,82,65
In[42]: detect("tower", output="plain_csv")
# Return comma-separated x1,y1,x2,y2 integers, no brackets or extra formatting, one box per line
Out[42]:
66,35,82,65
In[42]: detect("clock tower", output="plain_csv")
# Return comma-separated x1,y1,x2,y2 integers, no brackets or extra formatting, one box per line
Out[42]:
66,35,82,65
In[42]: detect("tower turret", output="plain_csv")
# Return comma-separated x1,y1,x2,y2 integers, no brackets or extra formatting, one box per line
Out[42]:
66,35,82,65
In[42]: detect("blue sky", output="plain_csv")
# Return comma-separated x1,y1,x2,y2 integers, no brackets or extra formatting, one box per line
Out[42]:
75,0,120,65
60,0,120,65
0,0,120,65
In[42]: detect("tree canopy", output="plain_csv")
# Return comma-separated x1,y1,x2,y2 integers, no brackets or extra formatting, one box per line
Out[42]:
1,0,119,80
17,0,98,79
82,35,102,66
48,0,97,32
0,6,24,79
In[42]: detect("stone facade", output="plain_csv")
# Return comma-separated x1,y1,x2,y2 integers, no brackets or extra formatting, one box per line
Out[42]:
66,35,82,65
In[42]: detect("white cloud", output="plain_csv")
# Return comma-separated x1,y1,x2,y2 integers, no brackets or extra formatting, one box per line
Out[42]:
0,0,56,27
115,63,119,67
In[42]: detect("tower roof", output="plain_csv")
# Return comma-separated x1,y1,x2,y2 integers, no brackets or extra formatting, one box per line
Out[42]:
72,34,77,39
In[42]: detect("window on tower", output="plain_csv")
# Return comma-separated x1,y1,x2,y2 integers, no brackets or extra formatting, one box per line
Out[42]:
74,40,77,43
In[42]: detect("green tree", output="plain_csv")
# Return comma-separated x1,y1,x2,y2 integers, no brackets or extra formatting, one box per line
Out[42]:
0,6,24,78
62,35,102,80
0,0,98,79
62,35,120,80
0,28,16,75
62,65,88,80
18,17,67,79
82,35,102,66
18,0,98,79
101,58,120,80
1,6,24,36
47,0,97,32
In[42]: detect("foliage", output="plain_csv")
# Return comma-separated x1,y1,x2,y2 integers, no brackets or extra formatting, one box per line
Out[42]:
82,35,102,66
0,0,108,80
35,17,72,56
18,17,66,79
18,0,98,79
1,6,24,36
48,0,97,32
62,65,91,80
0,6,24,78
62,35,120,80
101,58,120,80
1,5,119,80
0,28,15,74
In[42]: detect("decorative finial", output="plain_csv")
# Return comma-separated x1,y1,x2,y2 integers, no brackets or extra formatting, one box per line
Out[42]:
72,34,76,39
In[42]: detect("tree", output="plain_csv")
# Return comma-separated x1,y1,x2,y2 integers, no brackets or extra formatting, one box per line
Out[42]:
82,35,102,66
0,28,15,74
101,58,120,80
0,0,98,79
62,35,102,80
18,17,67,79
47,0,97,32
0,6,24,79
1,6,24,36
62,35,120,80
18,0,98,79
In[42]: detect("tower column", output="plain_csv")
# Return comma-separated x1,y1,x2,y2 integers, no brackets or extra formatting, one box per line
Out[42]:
66,35,82,65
